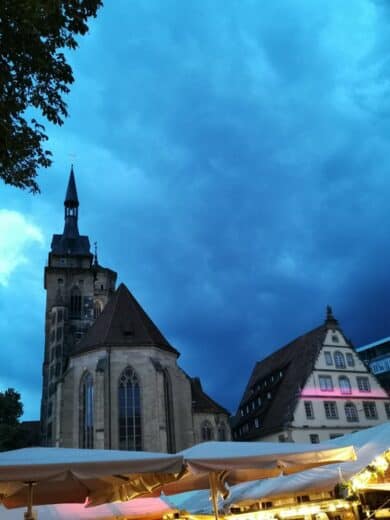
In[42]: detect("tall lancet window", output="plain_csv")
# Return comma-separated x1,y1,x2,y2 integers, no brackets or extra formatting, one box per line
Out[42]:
118,367,142,450
163,369,175,453
80,371,94,448
70,286,82,319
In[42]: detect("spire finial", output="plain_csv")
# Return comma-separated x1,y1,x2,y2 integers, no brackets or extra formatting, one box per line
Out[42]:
325,305,339,329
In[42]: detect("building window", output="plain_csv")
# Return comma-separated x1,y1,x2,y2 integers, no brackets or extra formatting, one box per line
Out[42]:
80,371,94,448
363,401,378,419
218,422,227,441
304,401,314,419
385,403,390,419
319,375,333,391
324,401,338,419
329,433,343,439
310,434,320,444
334,351,346,369
331,334,339,343
357,377,371,392
339,376,352,395
324,352,333,366
118,366,142,450
70,286,82,319
201,420,214,441
345,402,359,422
346,353,355,367
278,433,286,442
254,417,260,428
56,327,62,342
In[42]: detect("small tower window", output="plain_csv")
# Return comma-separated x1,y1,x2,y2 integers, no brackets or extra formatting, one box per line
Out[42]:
93,301,102,320
70,286,82,319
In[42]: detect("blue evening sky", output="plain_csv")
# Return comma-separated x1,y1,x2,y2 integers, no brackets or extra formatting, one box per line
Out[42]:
1,0,390,420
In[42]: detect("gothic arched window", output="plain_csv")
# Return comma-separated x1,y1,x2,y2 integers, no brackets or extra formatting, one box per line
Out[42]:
334,351,346,369
201,420,214,441
218,422,227,441
70,286,82,319
118,366,142,450
339,376,352,395
345,402,359,422
80,371,94,448
163,369,175,453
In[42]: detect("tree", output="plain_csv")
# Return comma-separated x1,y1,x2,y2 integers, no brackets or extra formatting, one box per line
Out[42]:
0,0,103,193
0,388,25,451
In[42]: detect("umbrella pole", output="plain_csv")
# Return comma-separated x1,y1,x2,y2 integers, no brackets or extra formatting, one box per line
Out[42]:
24,481,36,520
208,472,219,520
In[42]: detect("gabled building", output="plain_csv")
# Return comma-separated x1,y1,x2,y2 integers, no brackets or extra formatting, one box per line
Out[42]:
231,307,390,444
41,168,230,451
355,337,390,393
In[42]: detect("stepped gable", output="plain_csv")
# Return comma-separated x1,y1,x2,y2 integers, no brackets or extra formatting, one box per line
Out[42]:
74,283,179,356
237,324,328,435
191,377,230,415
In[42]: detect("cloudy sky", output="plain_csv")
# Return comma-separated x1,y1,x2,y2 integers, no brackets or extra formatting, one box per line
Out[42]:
1,0,390,420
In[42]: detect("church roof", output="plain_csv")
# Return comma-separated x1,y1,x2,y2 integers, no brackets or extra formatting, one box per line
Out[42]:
232,308,349,437
190,377,230,415
74,283,179,356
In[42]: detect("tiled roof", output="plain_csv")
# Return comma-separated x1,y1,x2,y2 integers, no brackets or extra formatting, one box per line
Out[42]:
191,377,230,415
74,283,179,356
233,324,328,436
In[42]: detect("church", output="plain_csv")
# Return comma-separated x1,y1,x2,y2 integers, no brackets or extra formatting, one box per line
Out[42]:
40,168,230,451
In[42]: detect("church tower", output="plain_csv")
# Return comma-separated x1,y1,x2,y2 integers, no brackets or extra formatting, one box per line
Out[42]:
40,167,117,445
41,167,230,450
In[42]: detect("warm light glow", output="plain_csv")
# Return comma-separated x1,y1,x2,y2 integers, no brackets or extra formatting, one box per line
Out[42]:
228,500,352,520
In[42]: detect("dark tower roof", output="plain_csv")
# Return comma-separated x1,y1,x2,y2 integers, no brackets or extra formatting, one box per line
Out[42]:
50,166,91,256
64,165,79,207
74,283,179,356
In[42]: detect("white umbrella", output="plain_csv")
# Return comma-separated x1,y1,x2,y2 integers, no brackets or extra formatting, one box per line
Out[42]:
160,440,356,519
0,447,183,519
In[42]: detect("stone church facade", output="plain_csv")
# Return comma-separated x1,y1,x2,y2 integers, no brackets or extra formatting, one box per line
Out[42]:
40,168,230,451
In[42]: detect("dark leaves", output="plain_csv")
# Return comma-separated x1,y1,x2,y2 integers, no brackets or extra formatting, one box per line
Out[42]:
0,0,103,193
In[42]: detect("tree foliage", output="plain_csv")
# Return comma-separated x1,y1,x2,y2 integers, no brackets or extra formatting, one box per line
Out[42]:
0,0,103,193
0,388,25,451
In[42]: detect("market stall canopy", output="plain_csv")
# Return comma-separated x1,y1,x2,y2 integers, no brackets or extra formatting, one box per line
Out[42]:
173,422,389,514
159,439,356,495
0,447,184,509
0,496,175,520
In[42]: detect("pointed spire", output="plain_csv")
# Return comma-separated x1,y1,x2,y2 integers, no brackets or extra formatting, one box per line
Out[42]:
325,305,339,329
64,165,79,207
63,165,80,238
